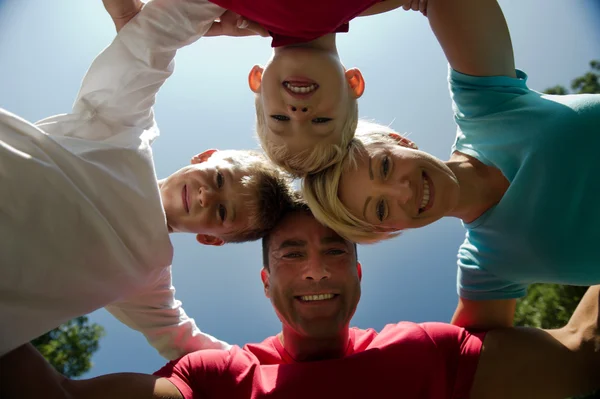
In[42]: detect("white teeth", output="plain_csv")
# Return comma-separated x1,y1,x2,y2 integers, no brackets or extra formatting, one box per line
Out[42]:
284,82,317,94
300,293,335,302
420,178,430,209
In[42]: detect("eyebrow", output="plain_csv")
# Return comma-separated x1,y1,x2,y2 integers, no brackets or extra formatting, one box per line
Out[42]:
363,196,372,220
278,239,306,250
308,126,335,138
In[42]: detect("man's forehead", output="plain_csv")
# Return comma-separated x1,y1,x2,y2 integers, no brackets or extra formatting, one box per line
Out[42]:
269,211,349,248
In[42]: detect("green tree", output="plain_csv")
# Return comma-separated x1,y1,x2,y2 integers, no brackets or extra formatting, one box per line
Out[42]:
31,316,105,378
543,59,600,95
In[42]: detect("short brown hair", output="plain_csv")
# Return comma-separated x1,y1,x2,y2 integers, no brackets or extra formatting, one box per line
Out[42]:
261,193,357,269
213,150,294,243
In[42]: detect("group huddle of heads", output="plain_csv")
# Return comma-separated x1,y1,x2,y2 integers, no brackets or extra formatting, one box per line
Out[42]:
191,90,420,246
183,51,433,247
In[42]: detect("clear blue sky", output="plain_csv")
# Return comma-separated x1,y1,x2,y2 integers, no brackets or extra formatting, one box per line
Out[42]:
1,0,598,378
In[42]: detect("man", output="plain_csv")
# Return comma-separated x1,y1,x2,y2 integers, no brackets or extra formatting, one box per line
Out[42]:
1,201,599,398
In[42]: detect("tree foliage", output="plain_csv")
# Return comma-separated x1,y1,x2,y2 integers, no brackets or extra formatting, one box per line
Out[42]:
31,316,105,378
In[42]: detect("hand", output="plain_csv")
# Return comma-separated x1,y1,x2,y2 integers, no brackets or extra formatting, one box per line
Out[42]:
402,0,428,16
102,0,144,32
205,10,269,37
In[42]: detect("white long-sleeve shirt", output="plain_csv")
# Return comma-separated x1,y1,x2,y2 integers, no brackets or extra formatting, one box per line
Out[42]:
0,0,231,360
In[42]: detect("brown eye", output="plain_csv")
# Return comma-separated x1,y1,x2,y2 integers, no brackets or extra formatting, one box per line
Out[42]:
216,171,224,188
376,200,386,222
382,156,390,177
218,204,227,222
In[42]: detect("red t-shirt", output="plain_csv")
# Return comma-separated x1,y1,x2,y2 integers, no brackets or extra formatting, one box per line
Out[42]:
154,322,485,399
208,0,380,47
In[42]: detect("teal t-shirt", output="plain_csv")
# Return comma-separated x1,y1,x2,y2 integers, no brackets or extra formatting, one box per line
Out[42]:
449,68,600,301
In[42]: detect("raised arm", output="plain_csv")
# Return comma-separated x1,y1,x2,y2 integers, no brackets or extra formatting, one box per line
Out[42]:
0,344,183,399
36,0,225,141
105,267,231,360
426,0,516,77
470,285,600,399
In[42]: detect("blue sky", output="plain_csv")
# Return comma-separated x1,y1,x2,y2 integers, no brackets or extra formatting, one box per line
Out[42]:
1,0,599,378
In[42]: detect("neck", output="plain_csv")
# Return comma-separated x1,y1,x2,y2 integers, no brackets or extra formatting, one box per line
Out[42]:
280,326,349,362
445,153,506,223
274,34,338,55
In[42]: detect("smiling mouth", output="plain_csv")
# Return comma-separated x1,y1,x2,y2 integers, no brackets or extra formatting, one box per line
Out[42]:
295,293,338,302
418,172,434,214
282,80,319,99
182,185,190,214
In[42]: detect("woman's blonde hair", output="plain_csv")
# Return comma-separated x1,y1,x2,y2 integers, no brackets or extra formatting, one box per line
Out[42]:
302,120,416,244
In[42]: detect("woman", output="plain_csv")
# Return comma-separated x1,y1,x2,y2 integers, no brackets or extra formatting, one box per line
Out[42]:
303,0,600,329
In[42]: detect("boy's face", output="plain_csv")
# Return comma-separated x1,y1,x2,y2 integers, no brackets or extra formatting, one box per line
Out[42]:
159,150,254,246
249,48,365,156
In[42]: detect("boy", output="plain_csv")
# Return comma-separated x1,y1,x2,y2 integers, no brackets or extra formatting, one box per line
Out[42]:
0,0,291,360
210,0,417,175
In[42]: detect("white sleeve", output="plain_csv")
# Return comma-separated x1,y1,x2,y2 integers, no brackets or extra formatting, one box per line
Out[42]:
105,267,231,360
36,0,225,142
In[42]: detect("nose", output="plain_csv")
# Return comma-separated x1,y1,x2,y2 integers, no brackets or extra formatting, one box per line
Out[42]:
287,104,311,120
198,186,216,207
302,257,331,281
384,179,413,205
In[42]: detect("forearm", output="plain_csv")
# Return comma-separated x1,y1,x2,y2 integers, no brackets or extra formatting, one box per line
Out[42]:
0,344,70,399
72,0,225,132
104,0,144,32
426,0,516,77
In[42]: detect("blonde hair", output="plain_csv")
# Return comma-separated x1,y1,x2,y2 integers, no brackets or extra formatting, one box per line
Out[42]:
212,150,294,243
302,121,416,244
255,96,359,177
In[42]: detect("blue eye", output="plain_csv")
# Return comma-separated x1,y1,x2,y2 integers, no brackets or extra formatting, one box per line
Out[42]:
312,117,332,124
271,115,290,121
216,171,224,188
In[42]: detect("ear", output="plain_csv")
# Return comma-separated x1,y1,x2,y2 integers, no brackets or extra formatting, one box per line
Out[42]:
345,68,365,98
260,268,271,298
191,149,218,164
196,234,225,246
356,261,363,281
248,65,264,93
388,133,418,150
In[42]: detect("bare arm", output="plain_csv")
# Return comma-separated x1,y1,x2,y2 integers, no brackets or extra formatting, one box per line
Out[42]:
0,344,183,399
358,0,406,17
426,0,516,77
470,286,600,399
103,0,144,32
451,297,516,329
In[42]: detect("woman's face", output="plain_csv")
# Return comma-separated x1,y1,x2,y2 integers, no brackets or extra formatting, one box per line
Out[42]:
338,142,460,231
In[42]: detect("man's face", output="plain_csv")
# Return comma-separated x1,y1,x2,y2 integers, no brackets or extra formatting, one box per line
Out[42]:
159,150,254,245
262,210,361,339
249,48,364,157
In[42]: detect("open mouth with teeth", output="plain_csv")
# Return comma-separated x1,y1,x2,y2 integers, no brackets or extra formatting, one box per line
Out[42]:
295,293,338,302
283,80,319,97
418,172,434,214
